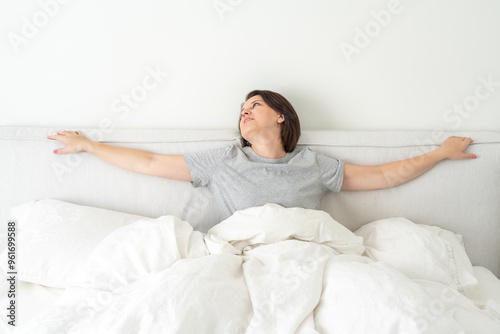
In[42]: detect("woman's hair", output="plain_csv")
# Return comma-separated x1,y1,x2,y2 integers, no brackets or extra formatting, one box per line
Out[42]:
239,90,301,153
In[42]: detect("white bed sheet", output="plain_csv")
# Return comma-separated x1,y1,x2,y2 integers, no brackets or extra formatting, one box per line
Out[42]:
0,277,65,332
467,267,500,312
2,266,499,332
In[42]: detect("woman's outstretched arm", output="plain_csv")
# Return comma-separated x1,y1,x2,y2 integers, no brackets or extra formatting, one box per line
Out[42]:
341,136,476,191
48,130,192,181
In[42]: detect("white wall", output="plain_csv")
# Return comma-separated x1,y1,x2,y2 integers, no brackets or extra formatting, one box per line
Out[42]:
1,0,499,132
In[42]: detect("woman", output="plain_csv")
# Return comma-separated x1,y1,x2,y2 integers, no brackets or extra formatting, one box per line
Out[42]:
48,90,476,221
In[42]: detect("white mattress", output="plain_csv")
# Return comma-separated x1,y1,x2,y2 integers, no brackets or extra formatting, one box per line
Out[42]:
1,266,499,331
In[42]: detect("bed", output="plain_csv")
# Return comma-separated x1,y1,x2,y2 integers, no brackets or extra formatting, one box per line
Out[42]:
1,126,499,333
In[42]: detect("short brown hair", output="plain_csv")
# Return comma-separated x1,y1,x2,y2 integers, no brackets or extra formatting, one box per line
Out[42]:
239,90,301,152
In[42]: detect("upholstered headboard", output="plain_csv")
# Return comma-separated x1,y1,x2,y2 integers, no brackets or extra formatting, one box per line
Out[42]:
1,127,499,277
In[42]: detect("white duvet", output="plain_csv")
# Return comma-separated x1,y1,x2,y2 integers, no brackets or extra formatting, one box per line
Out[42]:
15,204,500,334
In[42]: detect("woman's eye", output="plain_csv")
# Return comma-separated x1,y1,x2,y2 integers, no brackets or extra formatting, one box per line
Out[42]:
253,102,260,107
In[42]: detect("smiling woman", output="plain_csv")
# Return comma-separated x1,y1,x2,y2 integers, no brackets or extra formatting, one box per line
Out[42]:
48,89,476,221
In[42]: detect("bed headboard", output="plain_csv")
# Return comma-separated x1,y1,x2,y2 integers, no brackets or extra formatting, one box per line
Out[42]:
1,127,499,277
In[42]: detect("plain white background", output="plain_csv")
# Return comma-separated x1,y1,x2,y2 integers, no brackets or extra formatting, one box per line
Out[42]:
1,0,499,132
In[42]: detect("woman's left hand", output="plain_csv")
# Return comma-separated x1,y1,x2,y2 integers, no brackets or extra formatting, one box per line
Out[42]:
438,136,477,160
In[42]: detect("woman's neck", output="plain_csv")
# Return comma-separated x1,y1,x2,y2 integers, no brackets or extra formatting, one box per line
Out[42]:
250,142,287,159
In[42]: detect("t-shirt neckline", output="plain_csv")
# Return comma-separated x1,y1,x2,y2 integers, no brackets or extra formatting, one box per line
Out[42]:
242,146,296,164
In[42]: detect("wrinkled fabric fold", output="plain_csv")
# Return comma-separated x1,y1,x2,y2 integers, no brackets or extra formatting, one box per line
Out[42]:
16,204,500,334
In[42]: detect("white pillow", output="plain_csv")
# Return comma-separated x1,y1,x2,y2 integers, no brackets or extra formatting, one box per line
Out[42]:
206,203,365,256
355,217,478,290
418,225,478,288
0,199,145,288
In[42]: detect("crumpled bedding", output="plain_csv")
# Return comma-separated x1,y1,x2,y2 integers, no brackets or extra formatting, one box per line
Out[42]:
15,204,500,334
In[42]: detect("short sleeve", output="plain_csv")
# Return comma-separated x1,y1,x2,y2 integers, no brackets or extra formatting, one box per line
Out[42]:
184,145,231,187
316,152,345,192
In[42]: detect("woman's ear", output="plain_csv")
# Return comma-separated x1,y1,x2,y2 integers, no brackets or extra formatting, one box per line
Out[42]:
278,113,285,124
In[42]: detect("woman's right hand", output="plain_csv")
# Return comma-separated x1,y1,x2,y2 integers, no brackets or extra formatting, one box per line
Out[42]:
47,130,92,154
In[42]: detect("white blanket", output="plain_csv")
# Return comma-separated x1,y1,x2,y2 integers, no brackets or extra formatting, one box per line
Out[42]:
16,204,500,333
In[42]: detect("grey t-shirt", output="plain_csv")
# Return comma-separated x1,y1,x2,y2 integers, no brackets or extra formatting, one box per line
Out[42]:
184,145,344,221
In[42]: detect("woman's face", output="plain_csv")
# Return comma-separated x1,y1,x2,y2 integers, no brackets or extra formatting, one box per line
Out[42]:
239,95,284,144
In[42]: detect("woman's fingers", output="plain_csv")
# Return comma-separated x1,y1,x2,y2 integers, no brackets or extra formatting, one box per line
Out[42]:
48,130,71,140
48,130,83,138
54,146,71,154
441,136,477,160
48,130,87,154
